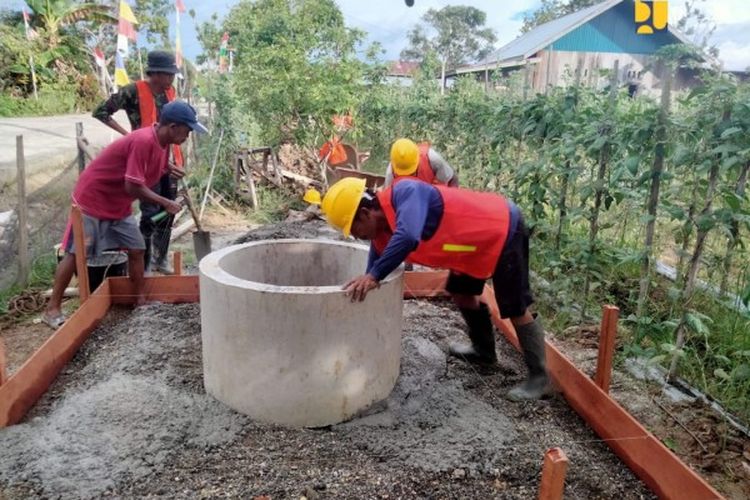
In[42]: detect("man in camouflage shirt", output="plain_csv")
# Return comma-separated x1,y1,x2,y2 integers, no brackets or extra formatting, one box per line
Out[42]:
92,51,181,274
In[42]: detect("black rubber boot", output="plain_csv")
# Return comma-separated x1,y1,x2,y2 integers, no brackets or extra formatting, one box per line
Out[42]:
449,303,498,365
507,317,550,400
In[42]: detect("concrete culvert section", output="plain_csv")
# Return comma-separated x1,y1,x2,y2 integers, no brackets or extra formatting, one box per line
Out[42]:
199,239,404,427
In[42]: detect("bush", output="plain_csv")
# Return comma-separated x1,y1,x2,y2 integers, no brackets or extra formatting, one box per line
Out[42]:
0,82,90,117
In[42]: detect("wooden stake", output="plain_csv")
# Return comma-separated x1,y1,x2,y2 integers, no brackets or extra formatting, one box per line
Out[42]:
248,174,259,210
0,338,7,386
173,251,183,276
16,135,29,288
538,447,569,500
70,206,90,303
595,305,620,393
75,122,86,173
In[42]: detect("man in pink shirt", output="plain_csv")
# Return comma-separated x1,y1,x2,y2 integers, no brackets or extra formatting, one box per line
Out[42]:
42,101,207,328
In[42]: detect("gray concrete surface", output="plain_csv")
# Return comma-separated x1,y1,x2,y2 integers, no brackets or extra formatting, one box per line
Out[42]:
199,239,404,427
0,111,128,184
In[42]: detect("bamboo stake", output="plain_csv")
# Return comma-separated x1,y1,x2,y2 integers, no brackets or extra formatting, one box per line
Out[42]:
199,129,225,221
636,67,672,331
594,305,620,393
16,136,29,288
76,123,86,173
538,447,569,500
70,206,90,303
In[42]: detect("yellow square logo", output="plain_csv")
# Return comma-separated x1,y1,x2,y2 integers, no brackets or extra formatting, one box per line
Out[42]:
635,0,668,34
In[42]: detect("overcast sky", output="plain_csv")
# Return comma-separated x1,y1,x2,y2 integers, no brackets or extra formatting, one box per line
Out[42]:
8,0,750,71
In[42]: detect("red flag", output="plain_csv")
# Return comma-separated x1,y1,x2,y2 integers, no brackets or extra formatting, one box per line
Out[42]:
175,0,187,13
119,18,137,41
94,47,106,68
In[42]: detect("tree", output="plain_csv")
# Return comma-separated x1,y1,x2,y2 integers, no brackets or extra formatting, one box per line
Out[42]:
213,0,367,144
521,0,598,33
401,6,496,94
25,0,115,48
674,0,718,58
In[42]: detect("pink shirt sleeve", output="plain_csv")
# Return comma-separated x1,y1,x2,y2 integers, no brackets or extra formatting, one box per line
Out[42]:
124,140,149,185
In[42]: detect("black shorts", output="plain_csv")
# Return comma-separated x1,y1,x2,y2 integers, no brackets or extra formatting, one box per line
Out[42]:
445,216,534,318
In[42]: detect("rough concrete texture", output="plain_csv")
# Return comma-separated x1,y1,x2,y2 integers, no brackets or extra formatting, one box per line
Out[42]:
338,333,518,474
0,304,247,499
0,298,653,499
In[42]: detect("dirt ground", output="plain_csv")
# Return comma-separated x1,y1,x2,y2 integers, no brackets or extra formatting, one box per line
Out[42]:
0,218,748,499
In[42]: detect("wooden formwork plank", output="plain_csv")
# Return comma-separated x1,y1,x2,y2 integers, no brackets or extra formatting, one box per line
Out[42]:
403,270,449,299
478,286,722,500
108,275,199,304
0,281,112,427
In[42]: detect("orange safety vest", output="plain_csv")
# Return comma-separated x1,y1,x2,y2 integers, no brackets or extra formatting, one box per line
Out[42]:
393,142,443,185
135,80,184,167
373,184,511,279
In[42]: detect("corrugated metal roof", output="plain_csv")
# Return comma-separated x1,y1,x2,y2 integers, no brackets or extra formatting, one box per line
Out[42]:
479,0,621,64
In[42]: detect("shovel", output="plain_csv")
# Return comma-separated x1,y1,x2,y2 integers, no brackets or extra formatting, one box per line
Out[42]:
153,183,212,260
179,182,212,261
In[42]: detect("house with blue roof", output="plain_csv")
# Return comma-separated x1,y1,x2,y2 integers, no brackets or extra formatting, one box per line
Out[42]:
449,0,700,96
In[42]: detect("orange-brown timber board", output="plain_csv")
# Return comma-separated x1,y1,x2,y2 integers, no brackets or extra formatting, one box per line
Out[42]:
594,305,620,392
108,274,199,305
0,281,111,427
538,447,569,500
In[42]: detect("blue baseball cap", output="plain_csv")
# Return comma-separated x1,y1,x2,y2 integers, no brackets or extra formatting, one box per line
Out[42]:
160,101,209,134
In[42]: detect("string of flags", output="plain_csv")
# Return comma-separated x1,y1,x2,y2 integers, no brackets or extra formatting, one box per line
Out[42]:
23,0,233,95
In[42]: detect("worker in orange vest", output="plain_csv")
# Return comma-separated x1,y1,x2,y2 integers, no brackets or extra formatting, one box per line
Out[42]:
92,51,183,274
308,177,549,401
385,138,458,187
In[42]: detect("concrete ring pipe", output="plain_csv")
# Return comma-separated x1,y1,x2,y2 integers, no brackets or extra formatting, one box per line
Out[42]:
199,239,404,427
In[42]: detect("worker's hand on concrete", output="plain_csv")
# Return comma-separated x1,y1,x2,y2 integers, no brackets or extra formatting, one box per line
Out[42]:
168,163,186,179
163,199,182,215
343,274,379,302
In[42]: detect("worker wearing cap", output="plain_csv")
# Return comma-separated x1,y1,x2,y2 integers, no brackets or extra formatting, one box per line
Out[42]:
384,138,458,187
311,177,548,401
43,101,208,329
93,50,184,274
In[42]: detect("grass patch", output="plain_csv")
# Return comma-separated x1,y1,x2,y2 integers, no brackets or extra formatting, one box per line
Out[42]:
0,252,58,316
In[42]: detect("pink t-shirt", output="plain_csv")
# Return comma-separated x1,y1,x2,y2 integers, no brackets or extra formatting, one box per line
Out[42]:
73,126,169,220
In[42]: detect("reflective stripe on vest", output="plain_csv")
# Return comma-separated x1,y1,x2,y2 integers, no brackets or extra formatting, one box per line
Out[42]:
135,80,183,167
373,185,510,279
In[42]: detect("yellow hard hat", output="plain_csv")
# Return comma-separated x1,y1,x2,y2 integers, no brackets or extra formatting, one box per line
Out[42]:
303,188,322,205
320,177,366,237
390,138,419,176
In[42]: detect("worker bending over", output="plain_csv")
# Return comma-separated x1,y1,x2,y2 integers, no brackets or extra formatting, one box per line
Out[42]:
314,177,549,401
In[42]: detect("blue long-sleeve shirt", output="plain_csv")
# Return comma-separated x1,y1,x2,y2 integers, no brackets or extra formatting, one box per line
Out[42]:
366,180,521,281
